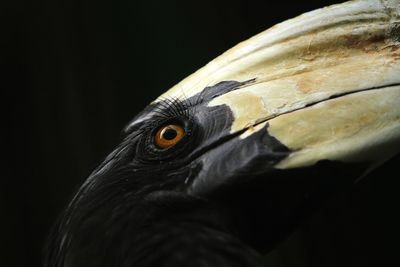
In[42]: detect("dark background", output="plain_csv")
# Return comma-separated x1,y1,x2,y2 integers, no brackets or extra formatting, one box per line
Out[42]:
3,0,400,266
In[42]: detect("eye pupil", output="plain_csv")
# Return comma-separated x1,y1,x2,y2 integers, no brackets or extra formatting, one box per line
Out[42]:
162,128,178,140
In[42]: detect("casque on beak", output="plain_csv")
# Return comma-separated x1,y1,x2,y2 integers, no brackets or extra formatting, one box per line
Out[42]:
156,0,400,188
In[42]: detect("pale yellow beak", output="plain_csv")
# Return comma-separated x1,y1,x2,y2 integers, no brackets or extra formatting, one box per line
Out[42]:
157,0,400,174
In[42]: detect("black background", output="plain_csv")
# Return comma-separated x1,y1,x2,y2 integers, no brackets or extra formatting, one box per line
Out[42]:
3,0,400,266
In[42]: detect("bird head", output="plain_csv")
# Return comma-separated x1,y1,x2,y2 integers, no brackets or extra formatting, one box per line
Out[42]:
46,0,400,266
120,0,400,194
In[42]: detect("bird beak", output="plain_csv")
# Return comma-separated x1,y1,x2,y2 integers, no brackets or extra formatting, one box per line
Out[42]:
156,0,400,193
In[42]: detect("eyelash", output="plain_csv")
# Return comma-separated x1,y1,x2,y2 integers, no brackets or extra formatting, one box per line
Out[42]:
131,97,198,163
152,96,191,119
138,97,193,144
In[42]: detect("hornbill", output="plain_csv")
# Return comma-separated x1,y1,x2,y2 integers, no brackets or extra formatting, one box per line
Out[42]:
45,0,400,266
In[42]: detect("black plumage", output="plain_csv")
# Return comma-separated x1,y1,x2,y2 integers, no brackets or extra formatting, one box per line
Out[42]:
45,81,272,266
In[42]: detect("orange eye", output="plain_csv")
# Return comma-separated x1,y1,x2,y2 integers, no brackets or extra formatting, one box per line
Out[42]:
154,124,186,149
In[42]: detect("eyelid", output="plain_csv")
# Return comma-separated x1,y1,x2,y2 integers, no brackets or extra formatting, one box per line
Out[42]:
124,97,191,136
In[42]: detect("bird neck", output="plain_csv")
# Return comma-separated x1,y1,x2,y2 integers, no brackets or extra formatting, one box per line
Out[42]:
46,191,264,267
121,217,264,266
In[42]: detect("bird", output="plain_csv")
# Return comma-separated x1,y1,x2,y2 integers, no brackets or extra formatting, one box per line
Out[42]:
44,0,400,266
